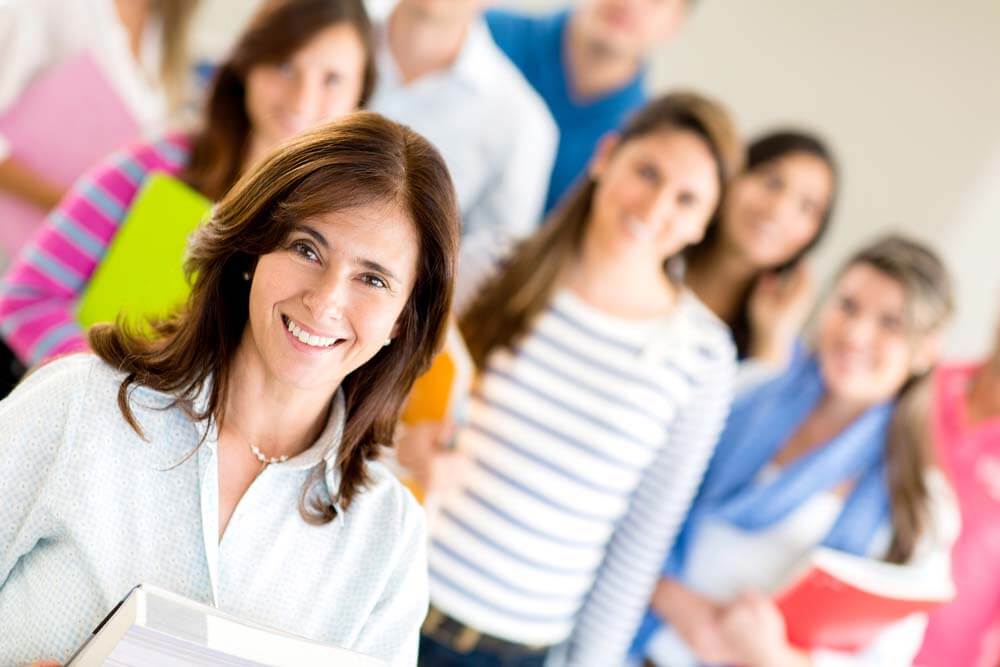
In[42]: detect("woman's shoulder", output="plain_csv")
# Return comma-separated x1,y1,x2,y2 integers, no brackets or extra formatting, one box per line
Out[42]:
347,460,427,537
7,353,176,413
112,132,193,171
10,352,122,397
0,354,130,445
650,289,737,371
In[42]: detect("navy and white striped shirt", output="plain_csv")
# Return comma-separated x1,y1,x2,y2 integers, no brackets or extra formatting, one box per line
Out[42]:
427,288,735,665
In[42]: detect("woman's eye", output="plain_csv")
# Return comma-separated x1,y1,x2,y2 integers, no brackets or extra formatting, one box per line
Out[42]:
764,173,784,191
677,191,698,207
291,240,319,262
880,314,904,333
838,296,859,315
637,163,659,183
361,274,388,290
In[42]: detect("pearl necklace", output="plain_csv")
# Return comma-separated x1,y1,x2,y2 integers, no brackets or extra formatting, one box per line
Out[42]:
248,442,289,466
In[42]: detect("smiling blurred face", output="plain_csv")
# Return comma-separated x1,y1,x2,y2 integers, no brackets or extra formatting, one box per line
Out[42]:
575,0,688,60
719,152,833,269
817,263,919,406
246,202,419,393
585,128,720,267
245,23,366,150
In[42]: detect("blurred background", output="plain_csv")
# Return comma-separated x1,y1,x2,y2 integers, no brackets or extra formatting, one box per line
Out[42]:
189,0,1000,357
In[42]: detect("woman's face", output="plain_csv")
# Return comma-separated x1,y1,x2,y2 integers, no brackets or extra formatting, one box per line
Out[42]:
817,263,920,406
245,23,367,150
245,202,419,393
585,128,720,268
720,152,833,270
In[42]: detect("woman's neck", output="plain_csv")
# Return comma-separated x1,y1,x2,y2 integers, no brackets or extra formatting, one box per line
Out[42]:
244,133,273,175
114,0,150,63
221,337,335,460
686,244,758,324
387,5,469,84
564,14,642,100
775,391,872,466
565,233,677,319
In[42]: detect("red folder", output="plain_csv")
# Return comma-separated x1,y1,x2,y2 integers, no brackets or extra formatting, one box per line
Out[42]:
0,52,140,258
776,548,954,652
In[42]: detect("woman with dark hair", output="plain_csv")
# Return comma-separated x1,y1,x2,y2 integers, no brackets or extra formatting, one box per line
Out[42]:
396,92,743,665
684,131,837,380
634,235,959,667
0,0,377,370
0,113,460,666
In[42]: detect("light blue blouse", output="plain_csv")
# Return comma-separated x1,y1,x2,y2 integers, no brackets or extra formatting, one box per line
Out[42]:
0,354,428,666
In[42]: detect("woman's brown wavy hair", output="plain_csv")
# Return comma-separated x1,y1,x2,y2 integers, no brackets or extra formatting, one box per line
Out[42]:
90,112,459,519
182,0,377,200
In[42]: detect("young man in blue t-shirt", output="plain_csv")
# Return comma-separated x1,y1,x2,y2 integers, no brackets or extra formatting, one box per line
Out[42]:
487,0,692,214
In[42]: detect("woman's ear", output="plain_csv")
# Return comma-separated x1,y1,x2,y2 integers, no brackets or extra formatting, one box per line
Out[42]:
588,133,621,180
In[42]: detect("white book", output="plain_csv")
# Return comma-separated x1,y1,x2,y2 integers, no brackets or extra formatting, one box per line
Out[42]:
66,584,386,666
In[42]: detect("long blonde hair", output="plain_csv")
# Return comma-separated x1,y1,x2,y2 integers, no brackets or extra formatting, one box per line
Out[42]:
460,92,743,367
836,235,954,562
150,0,201,112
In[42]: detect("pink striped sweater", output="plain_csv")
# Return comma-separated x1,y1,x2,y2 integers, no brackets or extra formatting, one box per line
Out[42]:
0,134,191,365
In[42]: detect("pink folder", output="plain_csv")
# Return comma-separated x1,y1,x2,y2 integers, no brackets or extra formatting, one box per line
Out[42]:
0,52,141,258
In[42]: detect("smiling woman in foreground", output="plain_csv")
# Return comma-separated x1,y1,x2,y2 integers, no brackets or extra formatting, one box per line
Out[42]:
0,112,460,667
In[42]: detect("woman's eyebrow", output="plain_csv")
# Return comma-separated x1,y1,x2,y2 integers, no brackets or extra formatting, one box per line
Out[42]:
357,258,399,283
295,224,328,248
294,223,400,282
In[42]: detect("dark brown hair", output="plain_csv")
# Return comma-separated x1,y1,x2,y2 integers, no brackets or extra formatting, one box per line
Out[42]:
838,235,953,563
90,112,460,519
691,130,839,357
460,91,743,367
182,0,377,200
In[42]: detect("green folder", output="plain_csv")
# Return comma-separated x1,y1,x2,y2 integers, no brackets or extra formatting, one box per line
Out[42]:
76,173,211,331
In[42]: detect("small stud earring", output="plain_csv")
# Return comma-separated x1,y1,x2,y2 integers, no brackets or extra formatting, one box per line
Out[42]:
383,338,392,347
242,271,251,282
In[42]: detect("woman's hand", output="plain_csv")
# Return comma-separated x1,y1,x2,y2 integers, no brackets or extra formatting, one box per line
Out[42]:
718,590,811,667
395,420,459,493
26,661,62,667
749,262,816,366
0,156,66,210
650,578,739,664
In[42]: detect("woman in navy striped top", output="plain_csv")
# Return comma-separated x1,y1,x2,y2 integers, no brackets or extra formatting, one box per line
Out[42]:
398,92,744,666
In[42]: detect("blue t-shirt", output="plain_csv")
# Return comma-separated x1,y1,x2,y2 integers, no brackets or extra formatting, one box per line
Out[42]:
486,8,647,215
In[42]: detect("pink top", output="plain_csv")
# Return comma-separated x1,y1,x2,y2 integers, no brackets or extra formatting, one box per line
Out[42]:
916,363,1000,667
0,134,190,365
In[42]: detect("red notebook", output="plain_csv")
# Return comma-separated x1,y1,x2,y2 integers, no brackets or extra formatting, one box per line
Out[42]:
0,52,140,258
776,548,954,652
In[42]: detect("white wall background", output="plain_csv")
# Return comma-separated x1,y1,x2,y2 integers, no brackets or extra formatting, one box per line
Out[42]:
192,0,1000,357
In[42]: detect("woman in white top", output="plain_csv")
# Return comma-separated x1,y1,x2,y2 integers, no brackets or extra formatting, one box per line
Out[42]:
397,92,743,666
634,235,960,667
0,0,198,211
0,112,460,667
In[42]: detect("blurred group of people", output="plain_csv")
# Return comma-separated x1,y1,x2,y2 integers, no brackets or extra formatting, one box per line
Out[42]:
1,1,998,666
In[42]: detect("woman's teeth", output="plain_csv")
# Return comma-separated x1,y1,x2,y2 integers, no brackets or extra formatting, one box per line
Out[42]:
284,317,340,348
625,215,653,239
